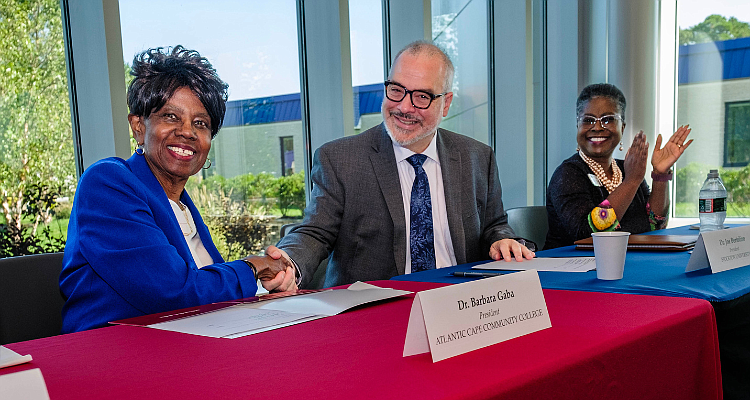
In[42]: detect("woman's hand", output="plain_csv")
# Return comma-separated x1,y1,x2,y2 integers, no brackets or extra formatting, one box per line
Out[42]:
651,125,693,174
623,131,649,184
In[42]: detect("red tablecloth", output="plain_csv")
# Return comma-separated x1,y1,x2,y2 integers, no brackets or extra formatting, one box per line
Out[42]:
3,281,721,400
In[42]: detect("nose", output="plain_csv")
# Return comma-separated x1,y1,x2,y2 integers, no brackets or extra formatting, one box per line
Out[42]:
397,93,417,113
176,120,197,140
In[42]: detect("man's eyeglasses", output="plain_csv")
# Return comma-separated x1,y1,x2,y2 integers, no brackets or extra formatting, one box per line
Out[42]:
384,81,447,109
577,114,623,130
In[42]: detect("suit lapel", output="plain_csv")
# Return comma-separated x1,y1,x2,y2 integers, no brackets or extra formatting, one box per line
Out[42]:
437,130,467,264
369,125,407,275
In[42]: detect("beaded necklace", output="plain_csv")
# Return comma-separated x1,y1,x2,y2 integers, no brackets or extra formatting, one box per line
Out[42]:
578,151,622,193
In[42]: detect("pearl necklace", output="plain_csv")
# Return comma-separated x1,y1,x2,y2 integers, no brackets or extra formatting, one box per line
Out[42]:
578,151,622,193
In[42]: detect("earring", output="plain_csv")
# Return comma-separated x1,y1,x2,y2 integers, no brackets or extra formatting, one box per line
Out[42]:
576,146,580,152
135,144,144,155
202,158,212,169
619,142,623,151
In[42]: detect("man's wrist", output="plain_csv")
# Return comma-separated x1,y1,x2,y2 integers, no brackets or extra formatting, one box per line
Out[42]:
514,238,537,252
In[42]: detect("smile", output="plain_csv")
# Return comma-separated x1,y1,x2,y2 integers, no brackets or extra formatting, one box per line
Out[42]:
168,146,195,157
588,137,607,143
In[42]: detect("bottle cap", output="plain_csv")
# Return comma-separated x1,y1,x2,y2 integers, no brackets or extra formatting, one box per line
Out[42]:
708,169,719,178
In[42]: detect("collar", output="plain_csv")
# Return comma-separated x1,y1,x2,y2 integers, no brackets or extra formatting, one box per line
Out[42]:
391,130,440,165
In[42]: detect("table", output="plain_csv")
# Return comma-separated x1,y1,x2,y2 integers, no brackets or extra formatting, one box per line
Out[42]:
3,281,721,400
393,225,748,399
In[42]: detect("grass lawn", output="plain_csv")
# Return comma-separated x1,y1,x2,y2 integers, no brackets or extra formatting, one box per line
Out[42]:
675,202,750,218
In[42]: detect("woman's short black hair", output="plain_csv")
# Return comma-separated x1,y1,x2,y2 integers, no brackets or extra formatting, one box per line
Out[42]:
576,83,627,119
127,46,229,138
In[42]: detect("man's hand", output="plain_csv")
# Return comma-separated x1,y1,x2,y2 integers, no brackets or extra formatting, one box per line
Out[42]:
489,238,535,262
260,266,298,293
244,245,295,281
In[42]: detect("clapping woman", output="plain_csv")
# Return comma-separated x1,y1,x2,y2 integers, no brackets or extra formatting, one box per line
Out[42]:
545,83,692,249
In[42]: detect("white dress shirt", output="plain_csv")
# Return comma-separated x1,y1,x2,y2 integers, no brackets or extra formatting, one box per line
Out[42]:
390,132,457,273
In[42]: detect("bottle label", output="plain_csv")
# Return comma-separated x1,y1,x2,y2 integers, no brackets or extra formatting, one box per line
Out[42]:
699,198,727,213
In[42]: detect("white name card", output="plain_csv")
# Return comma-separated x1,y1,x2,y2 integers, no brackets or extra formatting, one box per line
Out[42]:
0,368,50,400
403,269,551,362
686,225,750,273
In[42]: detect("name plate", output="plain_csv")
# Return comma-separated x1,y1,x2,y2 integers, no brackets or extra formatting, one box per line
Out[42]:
403,269,551,362
686,225,750,273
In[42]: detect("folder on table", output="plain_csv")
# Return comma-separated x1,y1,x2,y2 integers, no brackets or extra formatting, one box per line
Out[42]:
574,235,698,251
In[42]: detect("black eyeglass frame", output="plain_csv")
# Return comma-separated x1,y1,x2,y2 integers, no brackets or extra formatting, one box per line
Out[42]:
383,81,448,109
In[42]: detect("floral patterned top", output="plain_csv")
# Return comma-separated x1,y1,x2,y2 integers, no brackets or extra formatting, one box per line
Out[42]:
545,153,668,249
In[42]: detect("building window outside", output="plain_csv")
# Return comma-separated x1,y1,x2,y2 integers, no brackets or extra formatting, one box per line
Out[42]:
280,136,295,176
724,101,750,167
119,0,306,259
674,0,750,217
0,0,74,258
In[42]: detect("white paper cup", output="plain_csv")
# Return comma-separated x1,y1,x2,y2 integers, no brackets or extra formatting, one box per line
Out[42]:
592,231,631,280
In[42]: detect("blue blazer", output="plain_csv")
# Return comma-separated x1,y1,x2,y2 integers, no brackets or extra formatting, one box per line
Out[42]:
60,154,257,333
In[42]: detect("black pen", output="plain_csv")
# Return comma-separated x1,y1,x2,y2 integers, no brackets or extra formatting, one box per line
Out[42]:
452,271,504,278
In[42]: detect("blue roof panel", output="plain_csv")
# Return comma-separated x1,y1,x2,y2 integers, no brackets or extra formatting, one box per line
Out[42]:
679,36,750,84
224,83,384,127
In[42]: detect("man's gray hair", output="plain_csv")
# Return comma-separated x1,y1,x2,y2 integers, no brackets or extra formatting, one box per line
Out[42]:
391,40,454,93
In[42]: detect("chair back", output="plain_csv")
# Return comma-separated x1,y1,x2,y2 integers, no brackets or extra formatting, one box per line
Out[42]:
0,252,65,344
506,206,548,251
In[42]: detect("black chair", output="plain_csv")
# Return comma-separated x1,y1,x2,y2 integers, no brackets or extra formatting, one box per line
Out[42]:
0,252,66,344
279,223,328,290
506,206,548,251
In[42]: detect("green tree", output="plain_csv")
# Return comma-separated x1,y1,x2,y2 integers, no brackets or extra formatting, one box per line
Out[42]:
680,14,750,45
0,0,74,255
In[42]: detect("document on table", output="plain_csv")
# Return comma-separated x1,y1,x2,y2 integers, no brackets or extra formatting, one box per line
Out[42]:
148,282,411,338
0,346,32,369
473,257,596,272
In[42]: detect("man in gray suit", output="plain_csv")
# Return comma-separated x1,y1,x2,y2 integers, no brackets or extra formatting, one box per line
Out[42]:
275,41,534,288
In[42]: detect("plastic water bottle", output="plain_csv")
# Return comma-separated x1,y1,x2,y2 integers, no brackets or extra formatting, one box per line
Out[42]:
698,170,728,232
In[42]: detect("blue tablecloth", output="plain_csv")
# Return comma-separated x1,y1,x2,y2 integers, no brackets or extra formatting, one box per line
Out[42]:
392,224,750,399
392,225,750,302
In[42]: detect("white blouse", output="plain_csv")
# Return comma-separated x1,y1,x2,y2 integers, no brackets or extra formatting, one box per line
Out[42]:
169,199,214,268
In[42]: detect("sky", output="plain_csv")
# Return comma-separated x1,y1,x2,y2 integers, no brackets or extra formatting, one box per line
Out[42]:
119,0,750,102
678,0,750,28
119,0,384,101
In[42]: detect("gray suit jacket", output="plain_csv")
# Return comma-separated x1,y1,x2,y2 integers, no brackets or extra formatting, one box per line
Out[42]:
277,123,516,287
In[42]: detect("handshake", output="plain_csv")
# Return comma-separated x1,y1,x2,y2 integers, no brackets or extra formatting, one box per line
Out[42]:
242,246,298,293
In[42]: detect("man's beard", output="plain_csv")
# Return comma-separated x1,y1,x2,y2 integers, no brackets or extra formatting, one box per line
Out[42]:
383,109,438,147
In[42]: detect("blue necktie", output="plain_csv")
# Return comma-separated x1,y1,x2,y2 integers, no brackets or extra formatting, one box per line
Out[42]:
407,154,436,272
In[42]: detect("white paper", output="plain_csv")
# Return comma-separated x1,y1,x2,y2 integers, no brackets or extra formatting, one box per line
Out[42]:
0,346,32,369
0,368,50,400
404,270,551,362
473,257,596,272
149,306,319,338
687,225,750,273
148,282,411,338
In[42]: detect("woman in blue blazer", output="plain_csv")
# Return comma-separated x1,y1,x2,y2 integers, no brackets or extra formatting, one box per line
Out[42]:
60,46,296,333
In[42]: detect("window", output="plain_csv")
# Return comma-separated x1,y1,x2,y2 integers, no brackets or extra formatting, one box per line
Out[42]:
674,0,750,217
0,0,74,257
432,0,489,145
724,101,750,167
280,136,295,176
119,0,306,259
349,0,385,135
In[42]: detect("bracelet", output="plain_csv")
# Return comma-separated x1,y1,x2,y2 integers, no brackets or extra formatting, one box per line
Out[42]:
651,170,673,182
242,259,257,277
